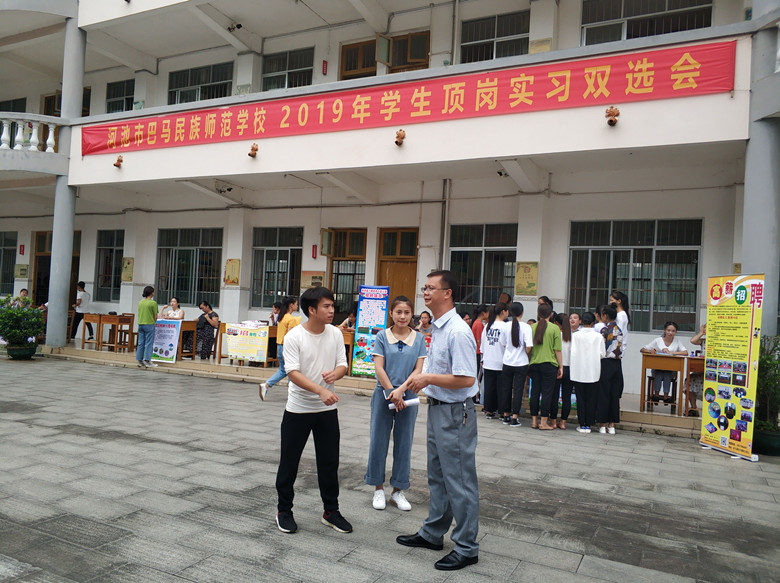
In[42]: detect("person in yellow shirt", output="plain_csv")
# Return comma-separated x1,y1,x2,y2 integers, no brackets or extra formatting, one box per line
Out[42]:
260,295,300,400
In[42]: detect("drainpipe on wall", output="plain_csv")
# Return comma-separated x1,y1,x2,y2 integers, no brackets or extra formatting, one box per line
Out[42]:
438,178,451,269
450,0,459,65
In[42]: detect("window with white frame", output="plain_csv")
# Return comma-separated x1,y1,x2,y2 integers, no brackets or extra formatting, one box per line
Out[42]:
156,228,223,306
581,0,712,46
262,48,314,91
461,11,530,64
568,219,702,332
106,80,135,113
168,62,233,105
0,232,17,296
450,224,517,310
94,230,124,302
251,227,303,308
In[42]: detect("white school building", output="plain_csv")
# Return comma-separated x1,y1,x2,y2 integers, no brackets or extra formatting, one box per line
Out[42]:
1,0,778,394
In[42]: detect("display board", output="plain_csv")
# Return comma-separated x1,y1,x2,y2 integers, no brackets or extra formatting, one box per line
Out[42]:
350,286,390,377
699,274,764,461
225,323,270,363
151,319,181,363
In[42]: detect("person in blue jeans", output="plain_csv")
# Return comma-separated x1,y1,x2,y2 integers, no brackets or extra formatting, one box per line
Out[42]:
260,295,299,400
365,295,427,512
136,286,158,368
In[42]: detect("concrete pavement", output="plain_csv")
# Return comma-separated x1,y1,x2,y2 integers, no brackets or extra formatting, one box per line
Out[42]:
0,358,778,582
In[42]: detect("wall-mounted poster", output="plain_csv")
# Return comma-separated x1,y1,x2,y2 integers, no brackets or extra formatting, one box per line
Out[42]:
151,319,181,363
301,271,325,289
699,274,764,461
121,257,134,282
350,286,390,378
514,262,538,297
224,259,240,285
225,323,269,363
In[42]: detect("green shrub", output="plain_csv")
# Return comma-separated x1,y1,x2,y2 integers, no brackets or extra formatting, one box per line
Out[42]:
0,296,45,347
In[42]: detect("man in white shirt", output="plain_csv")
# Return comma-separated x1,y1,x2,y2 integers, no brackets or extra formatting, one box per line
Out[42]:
570,312,605,433
274,286,351,535
70,281,94,341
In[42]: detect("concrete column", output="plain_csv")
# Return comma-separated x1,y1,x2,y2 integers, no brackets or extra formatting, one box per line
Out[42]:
236,52,262,94
529,0,558,54
220,207,249,324
515,194,545,318
741,11,780,336
133,70,157,110
46,17,85,346
119,211,154,317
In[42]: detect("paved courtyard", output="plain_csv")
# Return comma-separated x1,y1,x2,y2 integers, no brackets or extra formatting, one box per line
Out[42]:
0,358,778,582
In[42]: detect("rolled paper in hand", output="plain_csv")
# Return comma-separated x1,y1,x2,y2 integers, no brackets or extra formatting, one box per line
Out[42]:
388,397,420,410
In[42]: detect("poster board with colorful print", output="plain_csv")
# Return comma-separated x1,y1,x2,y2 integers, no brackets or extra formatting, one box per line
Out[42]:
699,274,764,461
151,319,181,363
225,324,269,363
514,262,539,296
351,286,390,377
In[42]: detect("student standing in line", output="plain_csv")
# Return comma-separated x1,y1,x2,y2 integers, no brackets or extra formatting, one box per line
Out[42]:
480,302,509,420
610,291,631,397
593,305,607,333
551,313,574,429
597,305,624,434
136,286,158,368
260,295,299,400
570,312,605,433
365,296,427,512
528,303,563,430
569,312,582,334
499,302,532,427
471,304,488,404
274,286,350,535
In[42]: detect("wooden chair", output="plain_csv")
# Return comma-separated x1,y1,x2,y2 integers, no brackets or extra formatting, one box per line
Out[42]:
81,314,101,350
100,314,121,352
215,322,227,364
645,373,678,415
177,320,197,360
342,329,355,374
118,313,135,351
66,310,75,340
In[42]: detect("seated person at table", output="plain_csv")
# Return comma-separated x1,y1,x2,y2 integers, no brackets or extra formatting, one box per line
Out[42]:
686,323,706,415
338,305,357,332
640,321,688,403
160,297,185,320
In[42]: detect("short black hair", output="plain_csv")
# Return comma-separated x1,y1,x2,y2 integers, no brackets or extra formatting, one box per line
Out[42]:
20,288,28,294
602,305,617,321
142,285,154,298
426,270,459,301
300,286,335,318
272,301,282,310
77,281,86,289
581,312,596,326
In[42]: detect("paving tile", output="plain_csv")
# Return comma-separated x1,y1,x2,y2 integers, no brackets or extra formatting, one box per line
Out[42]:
34,515,132,548
577,555,695,583
99,536,207,573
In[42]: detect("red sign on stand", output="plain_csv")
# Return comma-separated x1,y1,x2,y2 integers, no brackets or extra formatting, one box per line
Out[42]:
82,41,736,156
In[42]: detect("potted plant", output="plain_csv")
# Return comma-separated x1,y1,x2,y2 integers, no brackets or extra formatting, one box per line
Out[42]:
754,335,780,455
0,295,45,360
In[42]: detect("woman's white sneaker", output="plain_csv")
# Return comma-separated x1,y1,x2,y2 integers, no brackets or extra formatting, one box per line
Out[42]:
390,491,411,511
372,490,386,510
607,427,616,435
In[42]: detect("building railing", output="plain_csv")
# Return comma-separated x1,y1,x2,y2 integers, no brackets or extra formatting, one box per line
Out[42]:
0,113,62,152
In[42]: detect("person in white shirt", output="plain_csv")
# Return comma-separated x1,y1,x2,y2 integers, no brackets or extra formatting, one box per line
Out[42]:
274,286,351,536
569,312,581,334
551,313,574,429
480,302,509,420
640,321,688,403
498,303,533,427
70,281,93,341
593,305,607,334
569,312,605,433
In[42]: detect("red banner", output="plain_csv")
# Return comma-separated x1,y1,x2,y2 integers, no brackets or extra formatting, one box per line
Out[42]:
82,41,736,156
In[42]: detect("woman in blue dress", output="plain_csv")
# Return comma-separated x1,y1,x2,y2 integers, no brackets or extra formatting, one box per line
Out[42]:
365,295,427,512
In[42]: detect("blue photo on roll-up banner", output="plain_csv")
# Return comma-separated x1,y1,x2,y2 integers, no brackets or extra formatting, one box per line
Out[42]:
350,286,389,377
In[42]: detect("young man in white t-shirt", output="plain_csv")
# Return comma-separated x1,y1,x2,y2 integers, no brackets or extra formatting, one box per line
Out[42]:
274,286,350,535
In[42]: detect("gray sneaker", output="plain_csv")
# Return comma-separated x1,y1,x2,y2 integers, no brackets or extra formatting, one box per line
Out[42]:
144,360,158,368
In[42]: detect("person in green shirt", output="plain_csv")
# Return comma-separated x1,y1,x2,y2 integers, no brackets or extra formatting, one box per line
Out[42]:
528,303,563,430
136,285,158,368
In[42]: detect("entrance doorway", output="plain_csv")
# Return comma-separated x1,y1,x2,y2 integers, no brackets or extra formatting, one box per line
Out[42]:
33,231,81,307
376,228,419,307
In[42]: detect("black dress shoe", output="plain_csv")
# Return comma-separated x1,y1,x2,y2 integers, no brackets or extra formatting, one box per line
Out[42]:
434,550,479,571
396,533,443,551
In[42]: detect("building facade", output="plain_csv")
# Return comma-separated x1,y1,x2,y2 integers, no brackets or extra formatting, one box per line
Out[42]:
1,0,779,394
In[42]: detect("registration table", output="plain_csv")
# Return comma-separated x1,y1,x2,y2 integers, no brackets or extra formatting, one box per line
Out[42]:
640,354,704,416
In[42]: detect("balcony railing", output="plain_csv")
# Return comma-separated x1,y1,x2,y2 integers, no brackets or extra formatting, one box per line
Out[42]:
0,113,61,152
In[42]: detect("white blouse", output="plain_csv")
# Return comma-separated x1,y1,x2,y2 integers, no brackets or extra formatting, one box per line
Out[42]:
642,336,686,354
